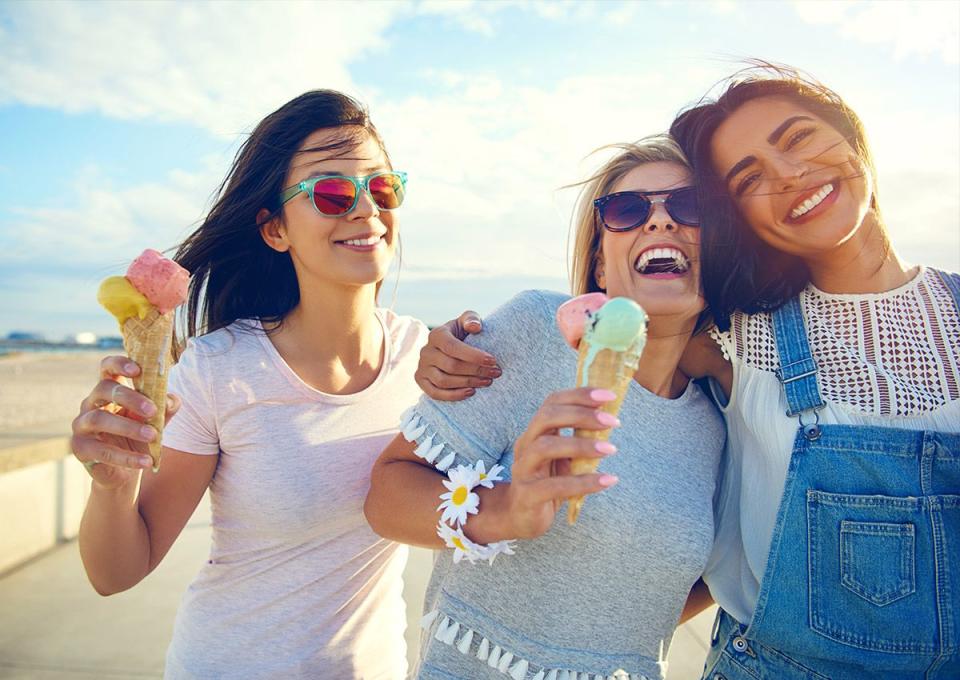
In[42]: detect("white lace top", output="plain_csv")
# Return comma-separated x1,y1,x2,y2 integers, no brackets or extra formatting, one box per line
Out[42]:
702,266,960,625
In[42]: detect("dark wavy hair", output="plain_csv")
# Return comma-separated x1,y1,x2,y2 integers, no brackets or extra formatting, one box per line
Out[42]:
670,62,882,331
172,90,390,351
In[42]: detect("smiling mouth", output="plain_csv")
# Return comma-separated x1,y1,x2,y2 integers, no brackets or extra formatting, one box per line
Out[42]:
789,182,836,220
337,235,384,247
634,247,690,275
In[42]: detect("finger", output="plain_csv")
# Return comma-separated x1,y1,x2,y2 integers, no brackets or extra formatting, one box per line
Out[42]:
418,373,476,402
71,437,154,469
514,435,616,479
73,408,159,443
81,379,158,420
418,363,493,390
542,387,620,409
99,355,141,380
455,310,483,335
524,473,619,506
427,327,499,369
525,403,621,440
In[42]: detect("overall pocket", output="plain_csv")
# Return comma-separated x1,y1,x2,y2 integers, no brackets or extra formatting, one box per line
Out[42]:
806,490,937,656
839,520,915,606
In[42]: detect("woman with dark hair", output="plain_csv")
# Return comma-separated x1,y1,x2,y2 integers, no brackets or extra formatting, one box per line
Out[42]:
68,90,426,678
666,65,960,680
417,65,959,680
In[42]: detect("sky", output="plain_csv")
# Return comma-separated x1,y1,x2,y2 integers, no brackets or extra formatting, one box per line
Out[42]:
0,0,958,339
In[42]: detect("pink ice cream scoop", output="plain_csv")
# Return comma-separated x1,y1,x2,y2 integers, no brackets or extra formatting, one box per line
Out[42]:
125,249,190,313
555,292,608,349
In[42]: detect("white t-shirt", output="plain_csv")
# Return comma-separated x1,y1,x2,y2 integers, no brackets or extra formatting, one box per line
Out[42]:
703,267,960,625
160,310,428,680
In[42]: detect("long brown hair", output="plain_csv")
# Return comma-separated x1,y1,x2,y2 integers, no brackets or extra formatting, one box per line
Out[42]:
670,62,884,330
173,90,391,351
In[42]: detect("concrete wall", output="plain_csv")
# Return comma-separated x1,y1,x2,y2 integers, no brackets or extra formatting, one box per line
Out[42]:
0,441,90,574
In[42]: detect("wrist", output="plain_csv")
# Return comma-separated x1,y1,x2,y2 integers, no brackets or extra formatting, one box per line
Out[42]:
462,483,514,544
90,474,138,502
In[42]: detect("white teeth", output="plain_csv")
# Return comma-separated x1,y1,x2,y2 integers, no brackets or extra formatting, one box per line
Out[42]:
343,235,382,246
790,183,834,219
634,247,689,273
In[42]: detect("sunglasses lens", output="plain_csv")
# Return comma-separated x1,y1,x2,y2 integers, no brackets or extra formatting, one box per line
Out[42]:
601,194,652,231
312,178,357,215
666,187,699,226
369,172,405,210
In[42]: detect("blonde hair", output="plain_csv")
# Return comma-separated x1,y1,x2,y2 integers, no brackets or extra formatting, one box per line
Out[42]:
569,134,691,295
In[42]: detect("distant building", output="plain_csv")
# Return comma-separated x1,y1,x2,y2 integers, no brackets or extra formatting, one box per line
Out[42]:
5,331,46,342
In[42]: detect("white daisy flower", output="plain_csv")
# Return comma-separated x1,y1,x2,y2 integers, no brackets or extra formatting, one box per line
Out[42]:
474,460,505,489
437,522,484,563
437,465,480,527
483,540,517,565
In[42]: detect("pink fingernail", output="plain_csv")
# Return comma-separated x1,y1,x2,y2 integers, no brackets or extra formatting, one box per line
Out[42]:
599,474,619,487
124,362,138,374
141,426,156,441
596,411,620,427
139,457,153,468
142,401,157,417
595,441,617,455
590,389,617,402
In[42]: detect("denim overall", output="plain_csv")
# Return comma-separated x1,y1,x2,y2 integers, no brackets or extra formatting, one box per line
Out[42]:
703,270,960,680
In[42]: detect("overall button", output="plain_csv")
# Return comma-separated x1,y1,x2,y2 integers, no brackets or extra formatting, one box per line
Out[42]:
732,636,749,653
713,675,727,680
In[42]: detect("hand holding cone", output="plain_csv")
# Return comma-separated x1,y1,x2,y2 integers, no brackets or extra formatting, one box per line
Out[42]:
556,295,647,523
97,249,189,471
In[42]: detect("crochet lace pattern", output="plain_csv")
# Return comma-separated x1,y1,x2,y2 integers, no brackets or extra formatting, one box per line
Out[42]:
710,268,960,417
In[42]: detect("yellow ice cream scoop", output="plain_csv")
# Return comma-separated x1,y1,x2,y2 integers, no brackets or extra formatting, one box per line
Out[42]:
97,276,153,327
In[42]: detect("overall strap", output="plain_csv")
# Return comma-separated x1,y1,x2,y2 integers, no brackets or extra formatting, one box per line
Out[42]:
771,296,826,422
934,269,960,312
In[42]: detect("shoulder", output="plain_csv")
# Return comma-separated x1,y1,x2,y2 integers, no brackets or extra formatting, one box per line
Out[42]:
175,321,261,373
484,289,569,335
379,309,429,355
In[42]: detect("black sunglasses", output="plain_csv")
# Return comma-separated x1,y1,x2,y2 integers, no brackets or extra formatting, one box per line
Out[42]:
594,186,699,232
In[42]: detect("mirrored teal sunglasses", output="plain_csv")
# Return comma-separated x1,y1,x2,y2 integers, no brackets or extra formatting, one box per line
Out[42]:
279,170,407,217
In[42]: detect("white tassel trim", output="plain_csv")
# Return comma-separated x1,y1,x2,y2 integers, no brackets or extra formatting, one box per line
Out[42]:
419,608,439,629
476,637,490,661
426,610,656,680
509,659,529,679
487,645,502,668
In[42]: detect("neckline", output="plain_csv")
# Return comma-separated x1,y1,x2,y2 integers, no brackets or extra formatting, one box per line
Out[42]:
253,311,392,404
805,265,926,302
630,374,697,405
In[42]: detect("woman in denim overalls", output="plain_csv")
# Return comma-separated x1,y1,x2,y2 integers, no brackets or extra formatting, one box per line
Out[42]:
670,65,960,679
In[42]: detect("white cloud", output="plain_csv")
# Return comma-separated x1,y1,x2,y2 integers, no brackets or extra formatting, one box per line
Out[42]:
0,1,407,134
792,1,960,64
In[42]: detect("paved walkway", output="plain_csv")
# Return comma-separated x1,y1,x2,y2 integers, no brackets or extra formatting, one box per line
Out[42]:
0,352,714,679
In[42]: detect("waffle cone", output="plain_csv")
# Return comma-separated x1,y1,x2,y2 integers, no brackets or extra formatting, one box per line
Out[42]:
567,341,641,524
122,309,173,471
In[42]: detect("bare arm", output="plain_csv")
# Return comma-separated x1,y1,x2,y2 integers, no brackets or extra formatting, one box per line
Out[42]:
71,356,217,595
678,578,715,624
365,388,622,547
679,330,733,400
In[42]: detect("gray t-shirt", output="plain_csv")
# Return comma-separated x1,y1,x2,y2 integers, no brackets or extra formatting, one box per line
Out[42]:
411,290,725,680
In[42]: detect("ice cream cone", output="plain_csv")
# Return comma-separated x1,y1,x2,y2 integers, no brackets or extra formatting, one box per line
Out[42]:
568,341,641,524
122,308,174,471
